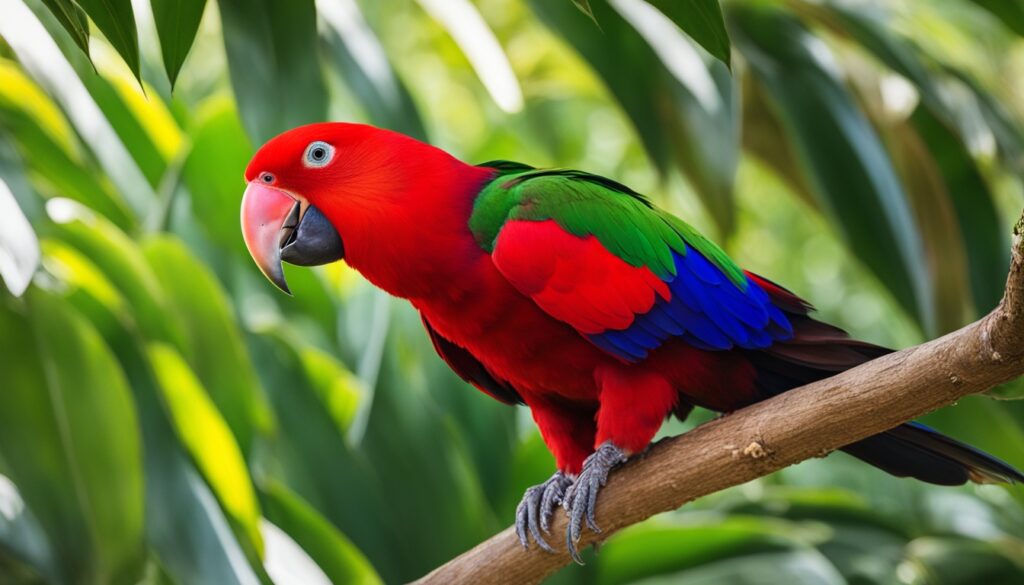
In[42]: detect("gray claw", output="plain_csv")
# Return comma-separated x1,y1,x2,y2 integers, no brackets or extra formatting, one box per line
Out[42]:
562,441,627,564
515,471,572,553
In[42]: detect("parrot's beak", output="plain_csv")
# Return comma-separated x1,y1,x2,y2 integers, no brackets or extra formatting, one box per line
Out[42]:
240,181,344,295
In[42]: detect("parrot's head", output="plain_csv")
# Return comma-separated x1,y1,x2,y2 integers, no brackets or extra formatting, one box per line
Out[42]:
240,122,484,295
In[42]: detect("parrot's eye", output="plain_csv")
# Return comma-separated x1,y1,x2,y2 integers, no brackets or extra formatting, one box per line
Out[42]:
304,141,335,168
259,172,275,184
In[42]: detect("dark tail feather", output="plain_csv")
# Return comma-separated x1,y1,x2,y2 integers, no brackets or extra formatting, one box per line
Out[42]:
841,422,1024,486
746,271,1024,486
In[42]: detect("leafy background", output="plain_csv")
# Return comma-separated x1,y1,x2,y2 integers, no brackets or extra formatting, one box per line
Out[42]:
1,0,1024,583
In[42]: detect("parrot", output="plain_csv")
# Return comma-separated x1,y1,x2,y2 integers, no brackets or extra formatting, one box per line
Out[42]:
240,122,1024,562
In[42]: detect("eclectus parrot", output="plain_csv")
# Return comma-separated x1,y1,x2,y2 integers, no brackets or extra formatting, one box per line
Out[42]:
240,123,1023,561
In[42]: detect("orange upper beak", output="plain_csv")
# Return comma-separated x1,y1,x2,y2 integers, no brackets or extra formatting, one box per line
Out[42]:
241,181,299,294
241,181,346,295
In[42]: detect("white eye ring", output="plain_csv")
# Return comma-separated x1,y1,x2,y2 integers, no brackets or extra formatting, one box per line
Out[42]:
303,141,335,168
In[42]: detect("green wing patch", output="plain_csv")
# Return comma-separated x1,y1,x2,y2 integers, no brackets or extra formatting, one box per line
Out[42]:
470,165,746,287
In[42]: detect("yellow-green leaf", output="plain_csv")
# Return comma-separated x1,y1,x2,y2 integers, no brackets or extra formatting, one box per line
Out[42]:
147,342,264,557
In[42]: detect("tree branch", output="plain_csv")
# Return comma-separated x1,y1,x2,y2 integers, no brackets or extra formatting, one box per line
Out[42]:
414,208,1024,585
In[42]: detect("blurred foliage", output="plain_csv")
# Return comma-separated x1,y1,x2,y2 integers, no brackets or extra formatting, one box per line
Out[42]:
1,0,1024,584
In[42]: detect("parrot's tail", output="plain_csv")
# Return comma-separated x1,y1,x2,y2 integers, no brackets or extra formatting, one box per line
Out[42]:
841,421,1023,485
744,271,1024,486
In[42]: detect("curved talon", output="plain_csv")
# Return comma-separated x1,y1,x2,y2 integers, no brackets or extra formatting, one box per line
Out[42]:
562,441,627,564
515,471,572,553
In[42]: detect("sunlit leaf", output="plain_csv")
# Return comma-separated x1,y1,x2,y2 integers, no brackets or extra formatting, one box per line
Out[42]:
904,536,1024,584
0,290,144,584
971,0,1024,37
794,3,1009,320
416,0,524,113
596,517,820,585
75,0,140,81
909,107,1007,316
731,3,930,331
46,204,185,345
1,0,155,217
317,0,428,140
881,114,972,333
260,481,382,585
38,0,91,60
151,0,208,88
0,59,79,155
143,236,275,454
260,519,331,585
530,0,738,233
182,97,253,256
0,472,57,584
0,177,40,297
218,0,328,144
147,342,265,558
40,247,266,585
571,0,597,24
645,0,731,68
82,66,172,188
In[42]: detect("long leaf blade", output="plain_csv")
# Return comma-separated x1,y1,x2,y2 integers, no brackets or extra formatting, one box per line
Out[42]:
645,0,731,68
0,290,145,584
731,4,931,331
151,0,208,88
75,0,141,80
218,0,328,144
38,0,91,60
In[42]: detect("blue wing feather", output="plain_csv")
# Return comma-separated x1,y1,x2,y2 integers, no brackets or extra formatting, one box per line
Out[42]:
589,246,792,361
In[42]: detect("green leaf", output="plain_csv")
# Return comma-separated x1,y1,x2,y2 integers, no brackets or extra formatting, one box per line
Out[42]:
880,113,973,333
0,290,144,584
904,536,1024,584
2,2,155,217
318,0,428,140
909,107,1007,316
39,242,265,585
80,72,172,188
794,3,1009,319
0,176,39,297
731,4,931,332
39,0,91,60
218,0,328,144
75,0,140,80
147,342,265,558
260,481,382,585
46,207,185,346
571,0,597,24
988,375,1024,400
143,236,274,455
182,97,253,257
971,0,1024,37
596,517,822,585
530,0,738,233
0,62,136,228
647,0,731,68
151,0,208,88
0,472,58,584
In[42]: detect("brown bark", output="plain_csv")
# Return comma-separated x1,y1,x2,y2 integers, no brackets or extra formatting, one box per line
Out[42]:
413,209,1024,585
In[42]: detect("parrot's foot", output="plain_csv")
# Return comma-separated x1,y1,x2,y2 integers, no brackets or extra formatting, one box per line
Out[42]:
562,441,627,564
515,470,573,552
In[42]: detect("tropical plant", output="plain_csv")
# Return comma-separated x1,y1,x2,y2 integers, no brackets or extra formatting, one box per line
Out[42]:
1,0,1023,583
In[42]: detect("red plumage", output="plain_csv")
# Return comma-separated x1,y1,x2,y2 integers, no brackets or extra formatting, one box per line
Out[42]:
241,124,1023,557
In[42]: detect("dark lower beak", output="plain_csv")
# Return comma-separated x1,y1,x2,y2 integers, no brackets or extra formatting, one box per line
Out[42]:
240,181,344,295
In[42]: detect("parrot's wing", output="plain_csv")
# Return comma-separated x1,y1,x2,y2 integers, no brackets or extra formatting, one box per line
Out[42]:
482,170,793,362
421,313,523,405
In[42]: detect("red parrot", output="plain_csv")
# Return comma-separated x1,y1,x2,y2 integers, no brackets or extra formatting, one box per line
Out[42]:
240,123,1023,561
